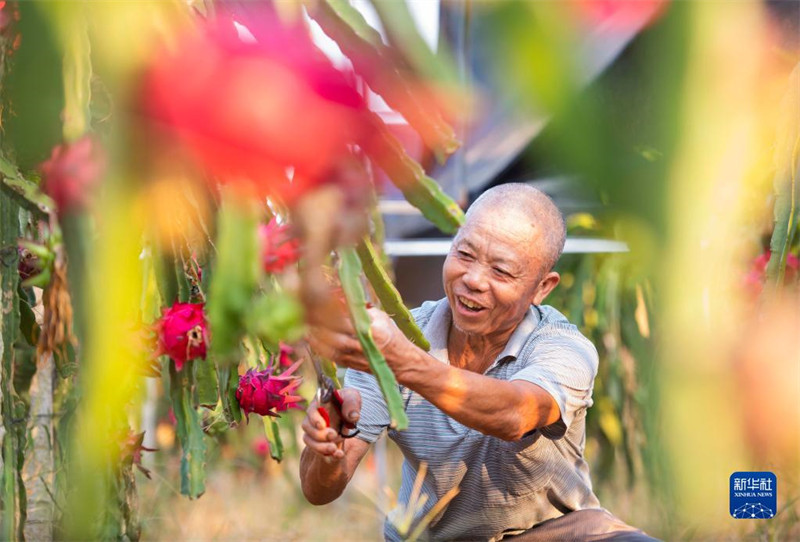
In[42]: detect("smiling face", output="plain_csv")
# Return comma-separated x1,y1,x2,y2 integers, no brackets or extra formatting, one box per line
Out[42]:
442,205,560,342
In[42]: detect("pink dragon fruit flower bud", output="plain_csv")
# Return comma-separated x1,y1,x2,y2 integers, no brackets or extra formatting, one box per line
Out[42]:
39,135,106,214
259,218,301,273
155,302,209,371
235,359,304,418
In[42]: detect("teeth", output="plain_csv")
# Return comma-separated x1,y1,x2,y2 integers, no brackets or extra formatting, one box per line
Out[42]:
459,296,481,310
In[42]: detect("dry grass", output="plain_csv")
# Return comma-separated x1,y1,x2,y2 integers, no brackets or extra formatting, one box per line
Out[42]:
138,448,390,541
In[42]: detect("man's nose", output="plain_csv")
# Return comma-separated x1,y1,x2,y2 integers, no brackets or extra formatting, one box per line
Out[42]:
462,264,489,292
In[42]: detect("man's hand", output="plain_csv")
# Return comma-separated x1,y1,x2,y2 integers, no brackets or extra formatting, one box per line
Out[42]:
307,307,420,375
301,388,362,460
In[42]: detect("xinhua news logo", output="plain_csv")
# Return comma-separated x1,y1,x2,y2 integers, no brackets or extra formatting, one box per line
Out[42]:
730,472,777,519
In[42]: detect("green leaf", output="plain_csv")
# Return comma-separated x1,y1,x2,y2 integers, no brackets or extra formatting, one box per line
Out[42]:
262,417,283,463
337,247,408,430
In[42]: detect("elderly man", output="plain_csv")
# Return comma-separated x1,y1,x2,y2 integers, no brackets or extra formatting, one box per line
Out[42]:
301,184,657,541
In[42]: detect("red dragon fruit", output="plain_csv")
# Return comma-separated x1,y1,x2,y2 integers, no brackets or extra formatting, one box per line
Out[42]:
154,302,209,370
142,9,370,203
39,135,106,214
236,359,304,418
260,218,300,273
744,250,800,298
277,342,295,368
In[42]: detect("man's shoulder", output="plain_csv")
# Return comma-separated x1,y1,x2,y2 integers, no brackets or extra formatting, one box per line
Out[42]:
410,298,445,328
528,305,598,358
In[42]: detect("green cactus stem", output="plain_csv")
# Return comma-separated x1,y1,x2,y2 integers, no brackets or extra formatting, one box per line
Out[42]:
356,238,429,350
1,192,23,541
337,247,408,430
310,0,461,164
169,361,207,499
364,111,464,234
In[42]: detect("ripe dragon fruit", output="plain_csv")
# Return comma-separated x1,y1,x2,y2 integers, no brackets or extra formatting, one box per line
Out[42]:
259,218,300,273
154,302,208,370
236,359,304,418
142,9,369,203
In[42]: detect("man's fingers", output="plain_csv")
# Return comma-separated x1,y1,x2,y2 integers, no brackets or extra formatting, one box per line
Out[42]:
302,433,342,458
301,413,338,443
307,327,367,370
338,388,362,424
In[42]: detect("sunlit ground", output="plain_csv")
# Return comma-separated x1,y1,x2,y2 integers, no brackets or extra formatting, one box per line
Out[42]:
138,433,800,541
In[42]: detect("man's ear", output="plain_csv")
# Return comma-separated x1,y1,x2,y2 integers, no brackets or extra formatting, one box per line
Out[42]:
532,272,560,305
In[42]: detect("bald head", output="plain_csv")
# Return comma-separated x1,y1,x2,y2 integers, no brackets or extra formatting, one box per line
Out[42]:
465,184,566,271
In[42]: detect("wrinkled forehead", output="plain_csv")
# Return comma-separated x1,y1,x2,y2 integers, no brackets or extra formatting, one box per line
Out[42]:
454,206,543,263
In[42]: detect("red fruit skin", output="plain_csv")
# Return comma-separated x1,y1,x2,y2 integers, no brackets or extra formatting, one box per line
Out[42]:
277,343,294,368
142,11,370,203
572,0,668,30
235,363,304,418
40,136,105,214
259,219,301,273
155,302,209,370
743,250,800,298
252,437,270,457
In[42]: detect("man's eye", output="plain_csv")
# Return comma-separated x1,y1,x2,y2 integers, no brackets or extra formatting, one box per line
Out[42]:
493,267,512,277
458,250,474,260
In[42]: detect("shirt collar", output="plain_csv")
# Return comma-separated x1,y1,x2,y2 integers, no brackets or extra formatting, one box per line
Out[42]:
422,298,541,368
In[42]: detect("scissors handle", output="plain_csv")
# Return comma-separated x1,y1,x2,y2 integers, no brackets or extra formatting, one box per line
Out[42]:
317,388,360,439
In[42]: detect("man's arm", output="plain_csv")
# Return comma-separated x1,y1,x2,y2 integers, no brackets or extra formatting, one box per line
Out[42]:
397,352,560,441
299,390,371,505
309,311,561,442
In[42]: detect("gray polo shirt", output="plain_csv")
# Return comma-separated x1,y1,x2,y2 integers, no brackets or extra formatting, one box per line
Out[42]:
344,298,601,541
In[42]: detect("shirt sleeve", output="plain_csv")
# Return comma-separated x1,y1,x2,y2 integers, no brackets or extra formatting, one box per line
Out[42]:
510,331,599,439
343,368,391,444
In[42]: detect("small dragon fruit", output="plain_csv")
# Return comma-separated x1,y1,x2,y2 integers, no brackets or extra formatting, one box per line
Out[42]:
236,360,304,418
40,135,106,214
277,342,295,368
154,302,208,370
259,218,301,273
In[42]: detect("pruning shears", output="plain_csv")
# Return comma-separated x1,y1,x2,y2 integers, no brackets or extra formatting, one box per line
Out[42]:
311,355,360,439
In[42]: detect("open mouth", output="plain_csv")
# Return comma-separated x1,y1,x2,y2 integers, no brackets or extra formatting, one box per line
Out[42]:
457,295,485,313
